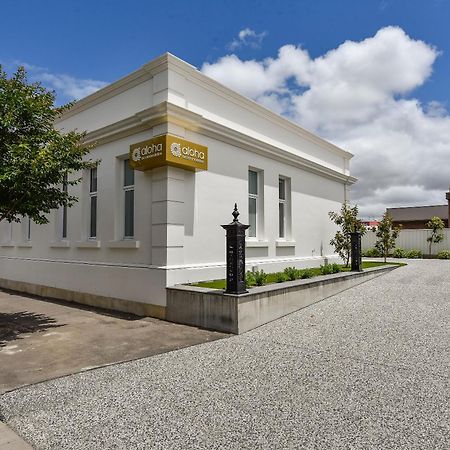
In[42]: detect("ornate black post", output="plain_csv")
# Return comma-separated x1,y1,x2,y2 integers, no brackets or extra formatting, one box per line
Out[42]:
221,204,250,294
350,231,362,272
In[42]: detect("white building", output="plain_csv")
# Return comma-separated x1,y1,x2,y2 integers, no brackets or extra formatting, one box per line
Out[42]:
0,53,356,318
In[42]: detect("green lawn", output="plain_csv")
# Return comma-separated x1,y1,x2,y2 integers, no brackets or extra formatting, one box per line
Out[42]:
190,261,403,290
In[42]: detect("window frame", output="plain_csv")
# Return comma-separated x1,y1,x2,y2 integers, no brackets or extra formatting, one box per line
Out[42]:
123,159,135,239
278,175,291,240
26,217,31,241
248,168,264,239
248,169,258,238
89,167,98,239
62,174,68,239
279,177,286,239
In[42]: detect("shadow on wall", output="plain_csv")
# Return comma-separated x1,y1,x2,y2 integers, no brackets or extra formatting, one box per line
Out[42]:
0,311,65,348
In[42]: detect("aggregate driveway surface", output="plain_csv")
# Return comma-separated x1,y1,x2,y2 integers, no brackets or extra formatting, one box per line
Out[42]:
1,260,449,449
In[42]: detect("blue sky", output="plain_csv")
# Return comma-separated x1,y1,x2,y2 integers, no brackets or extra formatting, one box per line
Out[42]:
2,0,450,217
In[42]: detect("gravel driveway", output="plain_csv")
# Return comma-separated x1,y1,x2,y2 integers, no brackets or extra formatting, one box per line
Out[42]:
1,260,449,449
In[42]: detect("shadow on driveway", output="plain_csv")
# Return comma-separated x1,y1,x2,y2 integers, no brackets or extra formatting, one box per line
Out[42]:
0,311,65,348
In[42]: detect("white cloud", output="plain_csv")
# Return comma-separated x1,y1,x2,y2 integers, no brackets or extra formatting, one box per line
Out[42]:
38,72,107,100
2,61,107,103
227,28,267,51
202,26,449,218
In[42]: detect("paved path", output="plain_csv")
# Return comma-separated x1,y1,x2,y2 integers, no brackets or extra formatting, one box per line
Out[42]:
1,260,449,449
0,422,32,450
0,290,227,393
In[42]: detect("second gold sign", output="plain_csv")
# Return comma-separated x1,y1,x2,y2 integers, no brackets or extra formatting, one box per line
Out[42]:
129,134,208,172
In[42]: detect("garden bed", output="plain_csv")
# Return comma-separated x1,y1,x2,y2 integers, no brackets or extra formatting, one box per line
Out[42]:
167,263,402,334
190,261,400,290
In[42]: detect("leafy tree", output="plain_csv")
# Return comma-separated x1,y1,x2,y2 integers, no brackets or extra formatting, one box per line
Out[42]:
375,213,401,262
0,66,94,224
328,202,366,267
426,216,445,255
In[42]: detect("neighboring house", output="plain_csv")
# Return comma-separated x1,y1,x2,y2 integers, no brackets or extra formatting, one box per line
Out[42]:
387,191,450,229
0,53,356,319
362,220,380,230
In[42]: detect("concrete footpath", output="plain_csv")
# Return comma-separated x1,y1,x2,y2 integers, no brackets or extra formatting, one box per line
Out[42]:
0,260,449,449
0,290,227,393
0,422,32,450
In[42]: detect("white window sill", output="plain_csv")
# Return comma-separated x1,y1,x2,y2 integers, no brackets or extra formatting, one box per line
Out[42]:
0,242,15,248
246,239,269,248
276,239,296,248
75,240,101,248
107,240,140,249
16,241,33,248
50,240,71,248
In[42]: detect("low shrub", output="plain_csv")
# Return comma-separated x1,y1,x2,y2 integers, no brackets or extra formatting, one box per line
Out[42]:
320,264,341,275
437,250,450,259
300,268,314,279
245,271,256,287
275,272,289,283
406,249,422,259
283,266,301,281
363,247,381,257
254,269,267,286
392,248,407,258
320,264,333,275
332,263,342,273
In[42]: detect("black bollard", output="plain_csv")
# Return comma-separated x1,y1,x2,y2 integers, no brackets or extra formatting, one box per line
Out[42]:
221,204,250,294
350,231,362,272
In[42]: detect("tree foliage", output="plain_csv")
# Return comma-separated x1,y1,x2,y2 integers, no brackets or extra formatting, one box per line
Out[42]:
328,202,366,267
0,66,94,224
375,213,401,262
426,216,445,255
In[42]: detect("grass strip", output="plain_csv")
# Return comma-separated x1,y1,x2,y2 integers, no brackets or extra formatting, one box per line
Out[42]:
190,261,404,290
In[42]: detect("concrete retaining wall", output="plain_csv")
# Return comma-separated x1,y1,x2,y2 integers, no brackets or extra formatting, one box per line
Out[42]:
166,265,399,334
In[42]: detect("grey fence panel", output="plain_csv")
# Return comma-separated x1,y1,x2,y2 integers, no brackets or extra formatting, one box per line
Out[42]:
362,229,450,254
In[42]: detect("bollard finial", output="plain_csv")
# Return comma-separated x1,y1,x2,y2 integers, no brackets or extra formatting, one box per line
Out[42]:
232,203,240,222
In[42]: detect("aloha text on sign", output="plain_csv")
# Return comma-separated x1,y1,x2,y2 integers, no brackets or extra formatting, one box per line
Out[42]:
129,135,208,171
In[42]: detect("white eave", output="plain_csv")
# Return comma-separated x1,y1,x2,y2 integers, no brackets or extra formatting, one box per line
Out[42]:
84,102,357,186
56,53,353,161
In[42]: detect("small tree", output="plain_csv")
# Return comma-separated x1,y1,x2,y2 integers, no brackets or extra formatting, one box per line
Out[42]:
426,216,445,255
0,66,94,225
329,202,366,267
375,213,401,262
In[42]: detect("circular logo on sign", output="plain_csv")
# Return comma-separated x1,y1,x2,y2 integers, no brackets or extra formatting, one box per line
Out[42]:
170,142,181,157
132,147,141,162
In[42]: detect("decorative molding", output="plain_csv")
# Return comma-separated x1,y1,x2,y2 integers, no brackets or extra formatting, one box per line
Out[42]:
83,102,357,185
245,240,270,248
50,241,71,248
0,254,338,271
15,242,33,248
107,240,140,249
56,52,352,160
275,240,296,248
75,240,101,248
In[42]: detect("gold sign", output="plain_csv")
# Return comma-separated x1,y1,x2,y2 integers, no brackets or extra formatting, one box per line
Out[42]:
129,134,208,171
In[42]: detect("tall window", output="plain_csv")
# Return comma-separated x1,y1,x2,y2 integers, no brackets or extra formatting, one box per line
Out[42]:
62,174,68,239
279,178,286,238
89,167,97,239
248,170,258,238
123,160,134,239
26,217,31,241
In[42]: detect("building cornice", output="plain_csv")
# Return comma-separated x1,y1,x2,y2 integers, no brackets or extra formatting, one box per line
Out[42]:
57,53,352,160
165,54,353,159
84,102,357,185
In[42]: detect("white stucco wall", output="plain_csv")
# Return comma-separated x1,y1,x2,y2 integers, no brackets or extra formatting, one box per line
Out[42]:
0,53,354,313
